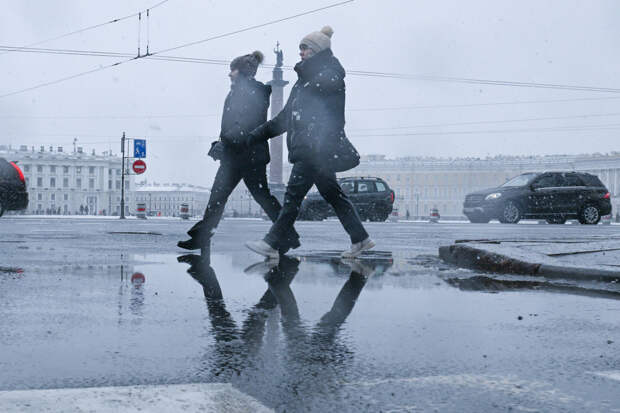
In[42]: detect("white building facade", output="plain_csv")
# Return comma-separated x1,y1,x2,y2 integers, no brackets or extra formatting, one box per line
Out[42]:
135,183,210,217
1,144,134,216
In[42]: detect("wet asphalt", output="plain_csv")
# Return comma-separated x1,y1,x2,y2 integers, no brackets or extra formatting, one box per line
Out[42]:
1,217,619,412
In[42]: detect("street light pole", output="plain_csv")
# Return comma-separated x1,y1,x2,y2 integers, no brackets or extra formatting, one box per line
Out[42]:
415,192,419,220
120,132,126,219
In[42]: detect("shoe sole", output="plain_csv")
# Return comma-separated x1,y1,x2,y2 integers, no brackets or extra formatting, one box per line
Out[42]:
245,242,280,260
177,243,200,251
341,240,376,258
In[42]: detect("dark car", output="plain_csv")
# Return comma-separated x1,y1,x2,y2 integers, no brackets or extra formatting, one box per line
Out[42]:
463,171,612,225
0,157,28,217
299,177,395,222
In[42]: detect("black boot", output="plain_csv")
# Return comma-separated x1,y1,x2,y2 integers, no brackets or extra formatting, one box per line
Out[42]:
177,238,201,250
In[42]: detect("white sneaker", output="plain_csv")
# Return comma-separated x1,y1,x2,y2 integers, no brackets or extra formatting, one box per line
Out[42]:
341,237,375,258
341,259,375,278
245,240,280,260
244,259,279,274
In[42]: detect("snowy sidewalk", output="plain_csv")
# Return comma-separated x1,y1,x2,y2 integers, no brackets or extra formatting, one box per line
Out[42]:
0,383,272,413
439,236,620,281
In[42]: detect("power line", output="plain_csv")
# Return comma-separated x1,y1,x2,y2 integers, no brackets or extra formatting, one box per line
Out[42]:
350,123,620,138
348,111,620,132
0,114,219,120
344,69,620,94
0,0,354,99
6,43,620,98
347,96,620,112
10,122,620,141
0,0,171,57
150,0,354,56
0,57,140,99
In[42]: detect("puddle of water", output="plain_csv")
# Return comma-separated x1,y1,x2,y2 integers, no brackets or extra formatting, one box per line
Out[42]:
1,250,619,411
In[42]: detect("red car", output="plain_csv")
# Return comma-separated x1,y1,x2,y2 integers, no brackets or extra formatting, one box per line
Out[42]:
0,158,28,217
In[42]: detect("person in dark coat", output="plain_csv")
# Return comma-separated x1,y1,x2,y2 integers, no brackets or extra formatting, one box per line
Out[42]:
178,51,299,252
244,27,374,259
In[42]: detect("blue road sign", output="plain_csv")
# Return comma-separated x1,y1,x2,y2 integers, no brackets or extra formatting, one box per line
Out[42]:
134,139,146,158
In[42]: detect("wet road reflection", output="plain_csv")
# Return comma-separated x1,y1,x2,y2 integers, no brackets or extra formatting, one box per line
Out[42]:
447,275,620,300
2,246,619,412
177,249,392,410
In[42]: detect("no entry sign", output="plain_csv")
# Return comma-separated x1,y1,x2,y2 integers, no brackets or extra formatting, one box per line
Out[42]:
132,159,147,174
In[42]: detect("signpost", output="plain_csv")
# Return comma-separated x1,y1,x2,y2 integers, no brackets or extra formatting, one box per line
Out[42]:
134,139,146,158
132,160,147,174
119,134,148,220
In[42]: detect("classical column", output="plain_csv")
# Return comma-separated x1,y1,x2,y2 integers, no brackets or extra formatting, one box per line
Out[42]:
267,42,289,191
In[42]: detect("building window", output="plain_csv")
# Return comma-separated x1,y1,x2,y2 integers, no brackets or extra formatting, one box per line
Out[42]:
76,178,82,188
50,165,56,173
63,178,69,187
89,166,95,175
37,193,42,201
116,180,121,190
51,194,55,201
89,178,95,189
24,165,30,172
63,166,69,174
64,194,68,201
37,177,43,187
37,165,43,173
50,177,56,188
76,167,82,174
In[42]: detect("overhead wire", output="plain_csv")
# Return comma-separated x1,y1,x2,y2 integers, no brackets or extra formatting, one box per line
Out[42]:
11,122,620,141
0,0,171,57
0,0,355,99
4,43,620,97
347,111,620,132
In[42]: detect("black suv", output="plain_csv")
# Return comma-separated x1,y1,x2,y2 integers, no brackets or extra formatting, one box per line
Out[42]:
0,157,28,217
463,171,612,225
299,177,395,222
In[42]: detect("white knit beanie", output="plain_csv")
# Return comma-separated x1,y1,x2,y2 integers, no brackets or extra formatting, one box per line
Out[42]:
300,26,334,54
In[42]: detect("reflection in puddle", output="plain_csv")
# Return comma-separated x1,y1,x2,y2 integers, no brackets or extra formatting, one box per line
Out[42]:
446,275,620,300
175,249,394,408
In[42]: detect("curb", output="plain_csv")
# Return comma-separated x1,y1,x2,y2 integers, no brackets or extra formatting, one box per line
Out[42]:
439,244,620,282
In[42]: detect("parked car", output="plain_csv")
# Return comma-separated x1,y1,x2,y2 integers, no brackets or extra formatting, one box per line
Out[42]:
429,208,440,223
0,157,28,217
463,171,612,225
299,177,395,222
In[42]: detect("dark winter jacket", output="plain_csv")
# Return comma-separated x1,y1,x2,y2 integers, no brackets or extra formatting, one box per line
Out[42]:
219,77,271,165
249,49,359,172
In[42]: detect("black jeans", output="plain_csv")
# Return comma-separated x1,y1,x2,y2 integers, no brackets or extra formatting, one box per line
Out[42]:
264,161,368,249
188,162,298,245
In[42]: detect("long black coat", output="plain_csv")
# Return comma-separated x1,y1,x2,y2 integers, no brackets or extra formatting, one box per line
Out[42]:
220,77,271,165
250,49,359,172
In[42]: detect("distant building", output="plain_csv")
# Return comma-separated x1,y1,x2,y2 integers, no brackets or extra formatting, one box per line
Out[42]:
224,184,265,217
135,182,210,217
0,144,134,216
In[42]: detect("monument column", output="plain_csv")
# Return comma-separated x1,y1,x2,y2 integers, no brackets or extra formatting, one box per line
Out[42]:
267,42,289,195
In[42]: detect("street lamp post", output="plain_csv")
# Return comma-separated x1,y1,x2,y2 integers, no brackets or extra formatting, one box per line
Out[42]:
415,192,420,220
120,132,126,219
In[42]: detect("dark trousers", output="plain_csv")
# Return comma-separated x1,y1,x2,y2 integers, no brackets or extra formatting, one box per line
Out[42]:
264,161,368,249
188,162,298,245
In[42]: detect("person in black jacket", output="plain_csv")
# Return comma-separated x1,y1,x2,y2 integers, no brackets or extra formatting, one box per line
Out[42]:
244,27,374,259
178,51,299,252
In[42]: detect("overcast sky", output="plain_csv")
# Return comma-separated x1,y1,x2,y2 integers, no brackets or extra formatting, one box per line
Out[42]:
1,0,619,185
